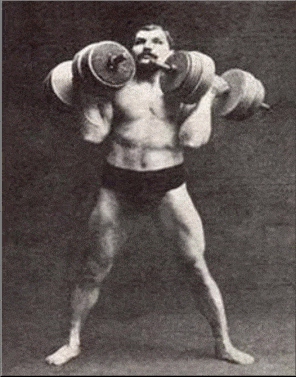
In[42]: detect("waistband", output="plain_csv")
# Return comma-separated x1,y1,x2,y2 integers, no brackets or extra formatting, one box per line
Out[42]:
101,161,187,196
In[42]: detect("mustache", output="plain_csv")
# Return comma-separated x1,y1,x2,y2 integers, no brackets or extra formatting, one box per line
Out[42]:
137,52,158,61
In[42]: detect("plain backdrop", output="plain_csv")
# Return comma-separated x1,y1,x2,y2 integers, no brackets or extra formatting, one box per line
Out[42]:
2,2,295,375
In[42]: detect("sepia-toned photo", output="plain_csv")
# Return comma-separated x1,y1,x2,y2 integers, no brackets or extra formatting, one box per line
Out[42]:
2,1,295,375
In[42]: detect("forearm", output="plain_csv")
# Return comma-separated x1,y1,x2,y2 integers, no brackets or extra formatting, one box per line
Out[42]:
179,88,216,148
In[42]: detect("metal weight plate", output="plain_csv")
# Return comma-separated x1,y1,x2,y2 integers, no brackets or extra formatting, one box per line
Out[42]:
160,50,214,104
219,69,258,120
160,51,192,94
218,69,245,118
178,51,203,103
88,41,136,88
234,71,258,119
184,51,215,103
44,60,74,107
239,76,265,119
72,43,99,82
251,78,266,110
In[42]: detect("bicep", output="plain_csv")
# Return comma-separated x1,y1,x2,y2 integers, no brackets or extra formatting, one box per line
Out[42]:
178,91,214,147
178,103,198,125
179,89,214,124
79,95,113,143
79,92,112,126
98,101,113,126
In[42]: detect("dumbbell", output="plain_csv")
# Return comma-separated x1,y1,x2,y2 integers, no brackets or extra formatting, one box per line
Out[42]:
214,69,270,120
44,41,136,107
72,41,135,94
154,51,269,120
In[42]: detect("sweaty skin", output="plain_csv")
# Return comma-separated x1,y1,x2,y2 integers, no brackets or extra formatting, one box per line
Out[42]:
46,28,254,366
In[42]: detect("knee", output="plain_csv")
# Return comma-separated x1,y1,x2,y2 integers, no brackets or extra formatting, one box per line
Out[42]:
184,251,207,274
179,238,208,277
88,193,119,234
182,256,212,296
78,257,113,289
179,228,206,263
71,285,99,310
88,216,115,236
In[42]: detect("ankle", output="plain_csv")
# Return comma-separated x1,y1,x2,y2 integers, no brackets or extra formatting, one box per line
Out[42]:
214,336,232,351
68,341,80,350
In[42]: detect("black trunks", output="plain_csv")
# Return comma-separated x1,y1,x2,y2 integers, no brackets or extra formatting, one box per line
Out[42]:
101,162,187,208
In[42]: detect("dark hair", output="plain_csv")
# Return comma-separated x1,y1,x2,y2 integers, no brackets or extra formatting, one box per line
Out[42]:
135,24,174,48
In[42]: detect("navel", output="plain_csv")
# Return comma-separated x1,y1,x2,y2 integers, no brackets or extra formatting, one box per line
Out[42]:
141,160,147,169
149,106,156,116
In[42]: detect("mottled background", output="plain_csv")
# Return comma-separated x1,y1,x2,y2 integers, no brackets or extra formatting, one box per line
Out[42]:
2,1,295,375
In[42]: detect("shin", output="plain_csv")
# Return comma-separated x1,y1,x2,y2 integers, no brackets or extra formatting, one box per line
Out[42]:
185,258,231,345
68,285,100,349
46,256,113,366
185,256,254,364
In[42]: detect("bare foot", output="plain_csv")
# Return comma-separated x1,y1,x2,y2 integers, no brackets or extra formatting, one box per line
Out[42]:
46,345,81,366
215,344,255,365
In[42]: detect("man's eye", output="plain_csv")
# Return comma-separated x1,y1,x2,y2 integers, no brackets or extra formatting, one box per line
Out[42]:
153,39,163,44
134,39,144,45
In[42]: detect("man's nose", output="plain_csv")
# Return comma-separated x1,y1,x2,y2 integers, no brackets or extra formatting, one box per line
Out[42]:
141,47,152,56
143,42,152,50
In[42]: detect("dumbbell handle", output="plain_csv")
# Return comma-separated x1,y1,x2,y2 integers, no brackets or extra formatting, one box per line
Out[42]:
216,75,270,110
107,53,127,70
108,55,177,72
153,61,178,72
258,102,270,110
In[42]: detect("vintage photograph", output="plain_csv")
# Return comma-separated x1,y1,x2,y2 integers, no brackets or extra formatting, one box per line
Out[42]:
2,1,295,375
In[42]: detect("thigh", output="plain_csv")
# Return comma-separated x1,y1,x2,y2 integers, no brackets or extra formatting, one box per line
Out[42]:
80,187,142,286
157,183,206,262
88,187,145,260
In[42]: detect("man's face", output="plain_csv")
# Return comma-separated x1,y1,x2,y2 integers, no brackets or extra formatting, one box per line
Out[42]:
132,28,172,68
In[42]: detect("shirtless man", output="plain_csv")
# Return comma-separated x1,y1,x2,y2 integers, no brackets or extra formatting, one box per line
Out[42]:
46,24,254,366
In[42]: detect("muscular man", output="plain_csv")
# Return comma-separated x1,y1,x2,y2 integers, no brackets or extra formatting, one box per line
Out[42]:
46,24,254,366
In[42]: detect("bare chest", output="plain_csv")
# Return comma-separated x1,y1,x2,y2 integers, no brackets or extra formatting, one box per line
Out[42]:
113,81,180,122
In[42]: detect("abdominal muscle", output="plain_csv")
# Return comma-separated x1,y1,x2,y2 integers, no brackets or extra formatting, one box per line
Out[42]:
106,116,184,171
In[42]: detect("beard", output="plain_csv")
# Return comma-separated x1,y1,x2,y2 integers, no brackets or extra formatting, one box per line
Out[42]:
134,53,160,78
